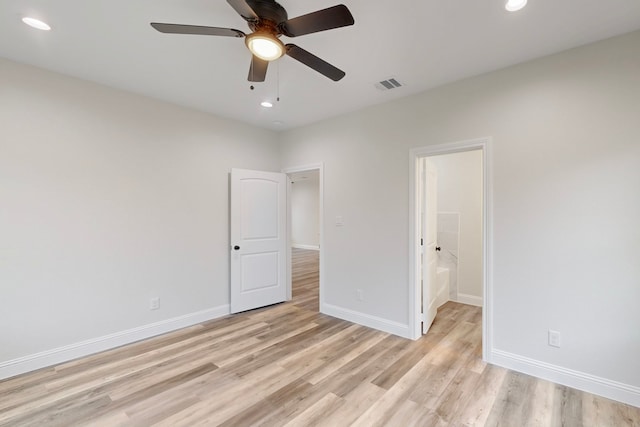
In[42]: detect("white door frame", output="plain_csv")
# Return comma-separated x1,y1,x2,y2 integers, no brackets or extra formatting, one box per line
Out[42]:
282,163,324,309
408,138,493,362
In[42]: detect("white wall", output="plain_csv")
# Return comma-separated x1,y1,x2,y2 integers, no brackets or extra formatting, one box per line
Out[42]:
291,172,320,249
431,151,483,304
280,31,640,405
0,59,280,372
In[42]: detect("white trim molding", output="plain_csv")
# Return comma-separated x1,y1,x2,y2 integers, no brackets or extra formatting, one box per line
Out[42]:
292,244,320,251
322,303,410,338
0,305,230,381
454,293,483,307
408,137,493,364
491,349,640,408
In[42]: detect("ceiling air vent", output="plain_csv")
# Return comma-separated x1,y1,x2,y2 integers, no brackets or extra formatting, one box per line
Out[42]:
375,77,403,91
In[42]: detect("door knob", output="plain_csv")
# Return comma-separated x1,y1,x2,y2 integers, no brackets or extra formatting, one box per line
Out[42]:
233,245,240,250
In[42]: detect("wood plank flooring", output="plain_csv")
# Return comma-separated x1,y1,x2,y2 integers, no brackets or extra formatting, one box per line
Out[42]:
1,248,638,426
290,248,319,312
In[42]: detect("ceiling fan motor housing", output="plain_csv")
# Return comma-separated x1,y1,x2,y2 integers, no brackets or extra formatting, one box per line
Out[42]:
246,0,288,30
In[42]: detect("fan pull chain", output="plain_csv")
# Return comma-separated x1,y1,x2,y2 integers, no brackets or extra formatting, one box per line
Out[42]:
250,59,254,90
277,60,280,102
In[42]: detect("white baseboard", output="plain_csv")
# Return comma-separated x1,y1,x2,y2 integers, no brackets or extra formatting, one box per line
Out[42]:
0,305,230,381
321,303,410,338
454,292,483,307
292,244,320,251
491,349,640,408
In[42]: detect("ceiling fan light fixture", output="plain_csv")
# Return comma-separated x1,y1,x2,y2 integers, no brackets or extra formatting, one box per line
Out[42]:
505,0,527,12
245,33,284,61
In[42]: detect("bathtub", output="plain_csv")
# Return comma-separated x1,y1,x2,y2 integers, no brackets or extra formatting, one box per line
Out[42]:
436,266,450,308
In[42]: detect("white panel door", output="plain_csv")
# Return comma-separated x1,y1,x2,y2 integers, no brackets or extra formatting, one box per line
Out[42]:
230,168,287,313
422,158,439,334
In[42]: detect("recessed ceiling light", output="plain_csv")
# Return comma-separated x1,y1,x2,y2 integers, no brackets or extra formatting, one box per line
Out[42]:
505,0,527,12
22,17,51,31
261,101,273,108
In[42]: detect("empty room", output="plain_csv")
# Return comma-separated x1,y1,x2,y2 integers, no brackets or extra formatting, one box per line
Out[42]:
1,0,640,425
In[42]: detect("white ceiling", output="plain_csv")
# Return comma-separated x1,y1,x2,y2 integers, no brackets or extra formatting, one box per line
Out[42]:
2,1,640,131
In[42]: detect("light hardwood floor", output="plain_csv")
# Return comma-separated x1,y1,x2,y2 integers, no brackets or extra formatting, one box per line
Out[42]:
1,248,638,426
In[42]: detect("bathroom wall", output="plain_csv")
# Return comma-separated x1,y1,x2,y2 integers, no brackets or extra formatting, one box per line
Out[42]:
431,151,483,305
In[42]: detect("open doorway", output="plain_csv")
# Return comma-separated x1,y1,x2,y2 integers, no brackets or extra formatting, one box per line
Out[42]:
283,164,323,313
428,151,484,308
409,138,492,360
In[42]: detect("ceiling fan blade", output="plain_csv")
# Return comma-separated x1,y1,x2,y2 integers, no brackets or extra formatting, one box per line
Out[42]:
150,23,245,37
280,5,354,37
285,44,345,81
248,55,268,82
227,0,259,20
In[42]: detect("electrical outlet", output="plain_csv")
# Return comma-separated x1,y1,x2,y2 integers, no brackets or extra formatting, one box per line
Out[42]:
150,297,160,310
356,289,364,301
548,330,561,348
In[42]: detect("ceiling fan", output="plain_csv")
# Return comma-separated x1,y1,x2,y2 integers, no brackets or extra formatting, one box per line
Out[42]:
150,0,355,82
